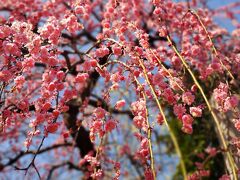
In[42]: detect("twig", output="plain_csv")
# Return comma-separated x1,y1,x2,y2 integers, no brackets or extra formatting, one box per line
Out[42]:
15,137,46,180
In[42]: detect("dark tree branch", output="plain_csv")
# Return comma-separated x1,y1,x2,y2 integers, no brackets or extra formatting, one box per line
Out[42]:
47,161,83,180
14,137,46,180
3,143,72,169
88,99,134,119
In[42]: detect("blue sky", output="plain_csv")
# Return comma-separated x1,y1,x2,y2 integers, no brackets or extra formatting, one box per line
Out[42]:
208,0,240,31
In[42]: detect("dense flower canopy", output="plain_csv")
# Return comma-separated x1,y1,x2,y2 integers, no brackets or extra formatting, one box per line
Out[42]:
0,0,240,179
